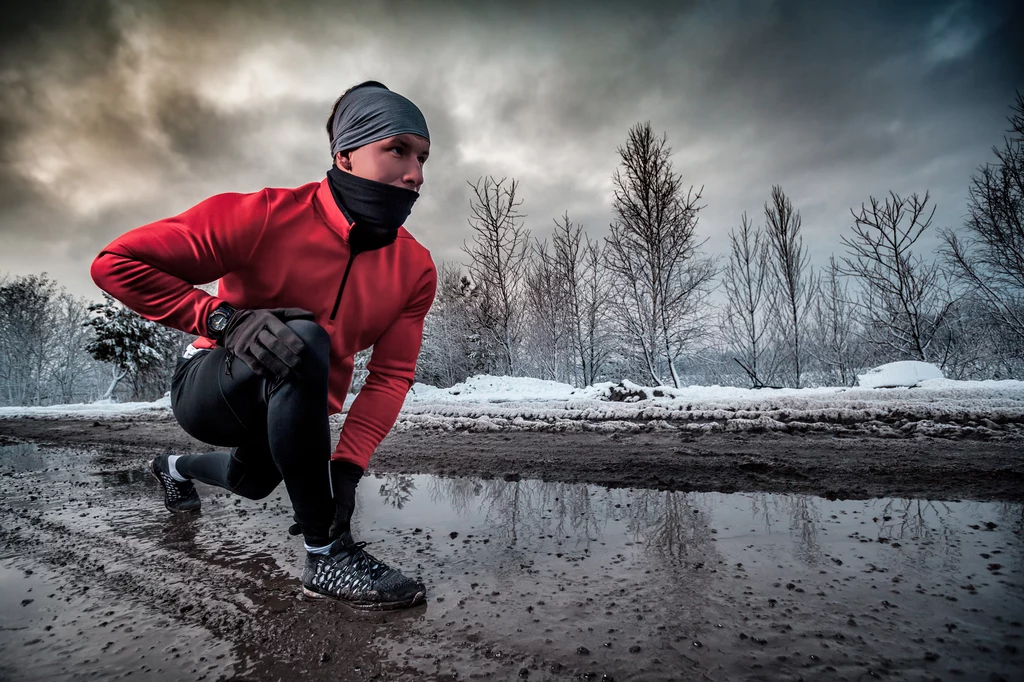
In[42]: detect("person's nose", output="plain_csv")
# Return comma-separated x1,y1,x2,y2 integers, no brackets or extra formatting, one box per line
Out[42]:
402,161,423,191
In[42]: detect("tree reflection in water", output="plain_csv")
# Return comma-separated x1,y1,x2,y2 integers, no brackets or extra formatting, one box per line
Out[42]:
748,493,823,565
376,473,416,509
623,490,717,567
423,476,720,571
426,477,608,546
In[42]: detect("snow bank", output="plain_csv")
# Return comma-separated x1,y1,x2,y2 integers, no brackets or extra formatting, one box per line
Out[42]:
0,395,172,420
3,371,1023,440
857,361,944,388
399,373,1024,438
410,375,579,403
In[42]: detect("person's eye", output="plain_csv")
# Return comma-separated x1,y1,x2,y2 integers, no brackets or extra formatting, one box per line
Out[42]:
418,155,428,165
389,146,403,156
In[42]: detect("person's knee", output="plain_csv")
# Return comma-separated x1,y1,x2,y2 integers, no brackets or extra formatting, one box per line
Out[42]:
285,320,329,359
282,319,330,382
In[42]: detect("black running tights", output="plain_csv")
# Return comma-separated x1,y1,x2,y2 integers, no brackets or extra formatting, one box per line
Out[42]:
169,320,334,546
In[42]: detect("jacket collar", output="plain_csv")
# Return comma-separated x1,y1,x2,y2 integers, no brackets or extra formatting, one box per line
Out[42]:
314,177,354,242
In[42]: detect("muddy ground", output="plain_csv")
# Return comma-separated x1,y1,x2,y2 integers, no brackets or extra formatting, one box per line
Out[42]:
2,416,1022,502
1,417,1022,681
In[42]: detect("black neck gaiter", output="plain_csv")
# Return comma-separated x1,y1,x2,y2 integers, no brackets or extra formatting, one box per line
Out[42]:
326,167,419,253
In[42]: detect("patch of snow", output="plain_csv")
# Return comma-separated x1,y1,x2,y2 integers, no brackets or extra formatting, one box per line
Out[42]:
399,373,1024,437
0,395,172,419
857,361,944,388
410,375,579,403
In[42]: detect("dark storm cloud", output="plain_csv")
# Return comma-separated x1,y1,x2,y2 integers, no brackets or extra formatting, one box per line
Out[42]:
0,0,1021,296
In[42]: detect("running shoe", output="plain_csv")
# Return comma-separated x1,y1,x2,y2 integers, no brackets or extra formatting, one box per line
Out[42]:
301,532,426,610
149,455,201,513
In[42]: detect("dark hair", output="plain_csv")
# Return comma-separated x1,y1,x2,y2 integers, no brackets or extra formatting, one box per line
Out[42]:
325,80,389,156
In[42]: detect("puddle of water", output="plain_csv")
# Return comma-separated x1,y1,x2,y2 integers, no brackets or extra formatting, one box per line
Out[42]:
0,442,43,474
2,446,1021,681
352,473,1023,679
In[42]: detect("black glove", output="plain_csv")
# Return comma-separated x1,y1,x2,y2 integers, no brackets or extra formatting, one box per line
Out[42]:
287,460,364,538
222,308,315,381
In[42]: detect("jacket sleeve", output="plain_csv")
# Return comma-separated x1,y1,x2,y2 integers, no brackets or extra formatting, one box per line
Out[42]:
332,262,438,470
89,190,269,336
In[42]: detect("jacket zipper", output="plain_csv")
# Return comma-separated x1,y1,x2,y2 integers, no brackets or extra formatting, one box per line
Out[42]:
329,250,359,321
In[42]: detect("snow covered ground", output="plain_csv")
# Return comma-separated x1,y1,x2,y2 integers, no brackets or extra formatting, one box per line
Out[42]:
0,395,174,419
2,365,1022,438
399,369,1024,438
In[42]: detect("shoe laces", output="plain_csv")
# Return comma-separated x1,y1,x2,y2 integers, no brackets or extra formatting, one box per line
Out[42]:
335,541,391,582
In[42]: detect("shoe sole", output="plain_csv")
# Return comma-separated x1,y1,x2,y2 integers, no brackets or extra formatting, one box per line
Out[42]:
148,458,201,514
301,585,427,611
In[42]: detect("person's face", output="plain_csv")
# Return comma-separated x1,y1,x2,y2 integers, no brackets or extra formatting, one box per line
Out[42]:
334,133,430,192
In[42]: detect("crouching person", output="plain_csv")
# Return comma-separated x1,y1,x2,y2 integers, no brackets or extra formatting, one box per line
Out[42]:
90,81,436,610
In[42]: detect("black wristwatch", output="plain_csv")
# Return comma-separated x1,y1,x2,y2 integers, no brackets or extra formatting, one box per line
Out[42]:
207,304,236,340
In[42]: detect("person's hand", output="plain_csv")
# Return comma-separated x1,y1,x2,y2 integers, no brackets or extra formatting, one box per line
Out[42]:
222,308,315,381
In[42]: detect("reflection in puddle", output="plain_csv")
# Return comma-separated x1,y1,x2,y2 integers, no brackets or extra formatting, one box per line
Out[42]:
357,473,1022,678
361,472,1022,574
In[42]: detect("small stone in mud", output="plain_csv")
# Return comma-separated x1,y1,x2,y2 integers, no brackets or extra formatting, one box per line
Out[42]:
577,646,590,655
987,563,1002,571
923,652,939,662
319,653,331,663
449,532,458,539
518,667,529,677
21,599,33,606
692,640,703,648
629,645,641,653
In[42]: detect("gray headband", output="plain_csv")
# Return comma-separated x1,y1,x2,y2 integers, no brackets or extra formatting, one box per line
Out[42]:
330,82,430,157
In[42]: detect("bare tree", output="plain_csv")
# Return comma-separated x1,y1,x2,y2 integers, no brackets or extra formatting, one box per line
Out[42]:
840,191,956,365
722,212,777,387
0,273,58,405
461,176,531,376
416,261,476,387
808,256,859,385
763,185,816,387
943,92,1024,352
523,238,569,381
547,213,612,386
49,291,95,403
604,122,716,388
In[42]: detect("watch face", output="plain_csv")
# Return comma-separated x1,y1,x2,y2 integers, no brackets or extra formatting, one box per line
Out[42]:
210,313,227,332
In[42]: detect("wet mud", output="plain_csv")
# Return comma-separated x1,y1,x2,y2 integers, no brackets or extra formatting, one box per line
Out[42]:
2,418,1023,502
1,430,1022,681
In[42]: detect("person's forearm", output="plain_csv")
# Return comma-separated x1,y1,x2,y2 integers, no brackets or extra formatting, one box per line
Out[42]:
91,248,224,336
332,371,411,470
90,190,269,336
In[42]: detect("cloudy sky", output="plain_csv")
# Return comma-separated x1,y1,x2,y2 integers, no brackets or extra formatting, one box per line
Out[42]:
1,0,1021,299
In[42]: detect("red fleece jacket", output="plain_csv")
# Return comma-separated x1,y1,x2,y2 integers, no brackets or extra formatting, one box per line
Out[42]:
90,178,437,470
